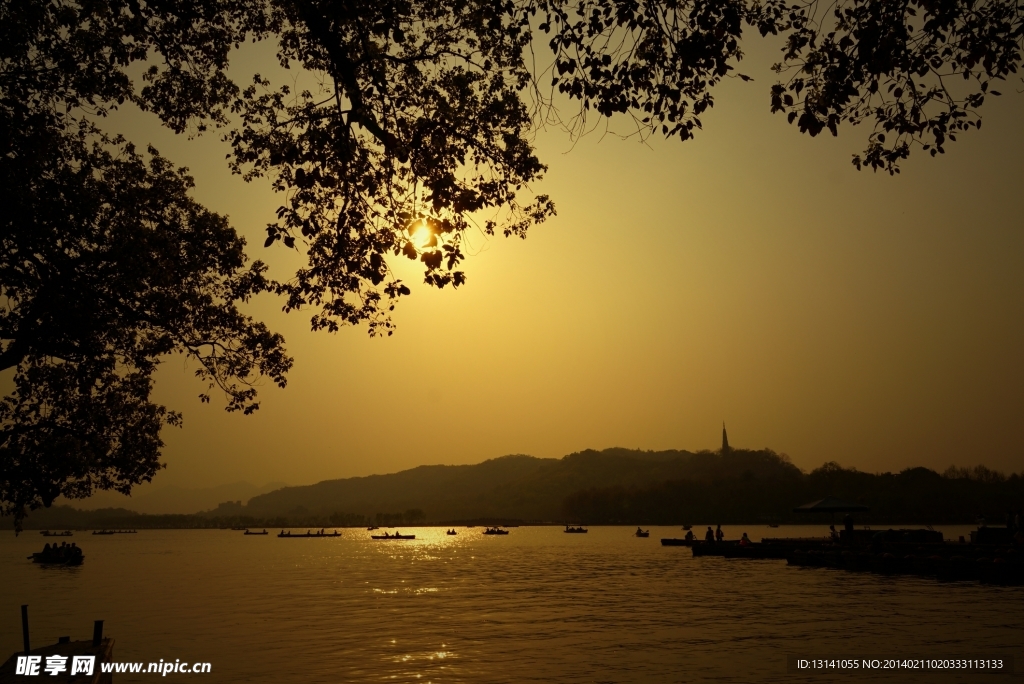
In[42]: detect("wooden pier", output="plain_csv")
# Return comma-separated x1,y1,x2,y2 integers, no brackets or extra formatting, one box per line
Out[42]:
1,609,114,684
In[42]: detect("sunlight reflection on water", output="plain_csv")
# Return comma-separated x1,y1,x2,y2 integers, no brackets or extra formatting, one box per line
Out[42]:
2,525,1021,683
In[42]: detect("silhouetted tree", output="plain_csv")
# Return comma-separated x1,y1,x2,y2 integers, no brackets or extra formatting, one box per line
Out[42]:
533,0,1021,174
3,0,1020,526
1,0,292,527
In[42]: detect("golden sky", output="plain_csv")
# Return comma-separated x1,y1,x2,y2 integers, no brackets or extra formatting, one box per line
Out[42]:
80,36,1024,493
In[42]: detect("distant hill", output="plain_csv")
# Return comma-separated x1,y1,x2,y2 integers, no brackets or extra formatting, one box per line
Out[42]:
226,447,800,521
564,461,1024,525
16,449,1020,530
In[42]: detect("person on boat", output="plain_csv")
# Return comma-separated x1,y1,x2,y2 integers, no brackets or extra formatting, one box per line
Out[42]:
704,526,715,543
739,532,752,546
715,525,724,542
829,524,840,542
684,529,695,541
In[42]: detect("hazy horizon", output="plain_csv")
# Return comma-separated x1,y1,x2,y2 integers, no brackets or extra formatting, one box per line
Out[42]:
62,440,1024,516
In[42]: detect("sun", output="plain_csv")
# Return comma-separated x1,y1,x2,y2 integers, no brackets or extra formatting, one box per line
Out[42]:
408,219,435,250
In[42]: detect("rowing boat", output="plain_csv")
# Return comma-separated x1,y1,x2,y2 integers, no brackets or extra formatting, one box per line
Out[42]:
371,534,415,540
660,538,698,546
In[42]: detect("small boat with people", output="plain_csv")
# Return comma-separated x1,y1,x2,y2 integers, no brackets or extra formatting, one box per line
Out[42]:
278,529,342,538
446,529,457,535
635,528,650,538
662,528,700,546
371,531,415,540
244,529,268,535
92,530,115,535
40,530,73,537
482,527,509,535
29,541,84,566
564,525,588,534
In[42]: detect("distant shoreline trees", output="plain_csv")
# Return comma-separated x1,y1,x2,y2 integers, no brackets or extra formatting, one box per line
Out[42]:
563,456,1024,525
13,450,1023,530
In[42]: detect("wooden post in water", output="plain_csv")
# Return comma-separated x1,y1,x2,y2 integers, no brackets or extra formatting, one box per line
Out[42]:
92,620,104,647
20,605,29,654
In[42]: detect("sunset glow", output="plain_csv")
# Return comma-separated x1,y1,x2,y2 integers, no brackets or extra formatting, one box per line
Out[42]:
408,220,434,250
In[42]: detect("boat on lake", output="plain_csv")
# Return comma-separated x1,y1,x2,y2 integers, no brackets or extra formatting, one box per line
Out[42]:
30,552,84,566
278,529,341,538
446,529,457,535
29,543,84,566
635,528,650,538
483,527,509,535
661,538,699,547
564,525,588,534
244,529,268,535
40,530,73,537
371,531,415,540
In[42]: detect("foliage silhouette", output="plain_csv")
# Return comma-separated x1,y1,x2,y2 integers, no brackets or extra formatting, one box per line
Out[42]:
3,0,1020,526
1,0,292,526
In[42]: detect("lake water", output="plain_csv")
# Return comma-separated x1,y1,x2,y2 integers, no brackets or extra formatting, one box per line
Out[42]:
2,525,1021,683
